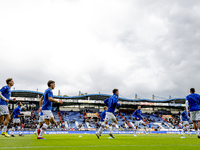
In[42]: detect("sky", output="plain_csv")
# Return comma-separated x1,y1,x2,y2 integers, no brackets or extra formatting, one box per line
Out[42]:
0,0,200,99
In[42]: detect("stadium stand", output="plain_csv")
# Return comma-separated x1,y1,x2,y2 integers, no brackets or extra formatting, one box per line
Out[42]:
0,90,187,132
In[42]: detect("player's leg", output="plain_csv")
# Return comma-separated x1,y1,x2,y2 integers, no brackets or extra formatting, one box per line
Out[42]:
142,122,148,135
134,122,138,136
37,110,52,139
191,111,200,138
0,115,5,135
109,119,117,138
2,114,11,137
97,121,107,137
192,121,199,136
181,123,186,137
50,116,55,124
17,122,23,136
96,113,110,138
197,111,200,138
38,119,49,139
0,115,4,124
198,121,200,138
185,124,191,136
35,117,44,135
11,123,16,137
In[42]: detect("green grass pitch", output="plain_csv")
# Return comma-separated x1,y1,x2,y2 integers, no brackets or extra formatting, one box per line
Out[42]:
0,134,199,150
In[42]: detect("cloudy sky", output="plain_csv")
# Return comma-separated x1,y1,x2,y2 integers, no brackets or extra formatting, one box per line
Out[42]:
0,0,200,99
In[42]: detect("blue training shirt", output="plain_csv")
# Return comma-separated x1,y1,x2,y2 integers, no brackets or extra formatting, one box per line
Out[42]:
42,88,53,110
180,111,188,121
100,110,106,122
13,106,21,119
104,94,120,114
0,85,12,105
186,93,200,111
134,109,142,121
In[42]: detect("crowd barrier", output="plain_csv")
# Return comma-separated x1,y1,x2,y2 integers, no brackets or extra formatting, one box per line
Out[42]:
0,131,197,135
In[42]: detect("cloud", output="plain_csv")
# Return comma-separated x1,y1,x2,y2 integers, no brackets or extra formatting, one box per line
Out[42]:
0,0,200,99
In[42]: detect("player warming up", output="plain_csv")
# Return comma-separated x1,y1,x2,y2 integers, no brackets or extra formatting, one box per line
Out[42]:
180,108,191,138
96,89,121,139
185,88,200,138
0,78,16,137
37,80,63,139
34,111,44,136
133,106,148,137
99,106,108,136
11,102,24,137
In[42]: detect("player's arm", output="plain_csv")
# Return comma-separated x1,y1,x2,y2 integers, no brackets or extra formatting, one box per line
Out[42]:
180,115,182,123
9,97,16,101
185,99,189,115
133,111,138,120
48,97,63,104
39,96,44,107
38,96,44,112
48,91,63,104
104,98,109,106
17,109,21,117
0,87,9,102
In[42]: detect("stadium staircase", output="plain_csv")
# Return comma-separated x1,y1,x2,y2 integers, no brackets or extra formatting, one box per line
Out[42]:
75,121,79,127
83,112,89,122
57,111,63,123
64,121,68,128
85,122,90,128
120,113,132,128
161,117,173,129
154,123,164,129
172,116,182,129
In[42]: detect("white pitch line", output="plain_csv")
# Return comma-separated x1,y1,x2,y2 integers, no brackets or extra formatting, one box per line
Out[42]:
0,144,200,149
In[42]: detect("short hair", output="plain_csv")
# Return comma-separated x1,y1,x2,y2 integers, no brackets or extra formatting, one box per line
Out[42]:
104,106,107,110
17,101,21,105
112,88,118,94
190,88,195,93
6,78,12,84
47,80,55,87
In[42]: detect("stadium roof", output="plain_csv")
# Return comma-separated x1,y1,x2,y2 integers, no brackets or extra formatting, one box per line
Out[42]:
11,90,185,103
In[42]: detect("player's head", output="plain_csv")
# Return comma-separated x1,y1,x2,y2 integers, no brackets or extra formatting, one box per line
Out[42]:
104,106,108,111
190,88,195,94
6,78,14,86
47,80,55,89
138,106,141,110
113,88,119,96
18,101,22,107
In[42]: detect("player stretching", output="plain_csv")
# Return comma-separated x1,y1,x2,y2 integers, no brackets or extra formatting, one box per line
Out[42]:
11,102,24,137
99,106,108,136
180,108,191,138
186,88,200,138
34,111,44,136
0,78,16,137
133,106,148,137
96,89,121,139
37,80,63,139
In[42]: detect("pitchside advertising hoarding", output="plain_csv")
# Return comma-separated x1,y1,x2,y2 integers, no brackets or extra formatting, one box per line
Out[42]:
1,130,197,135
